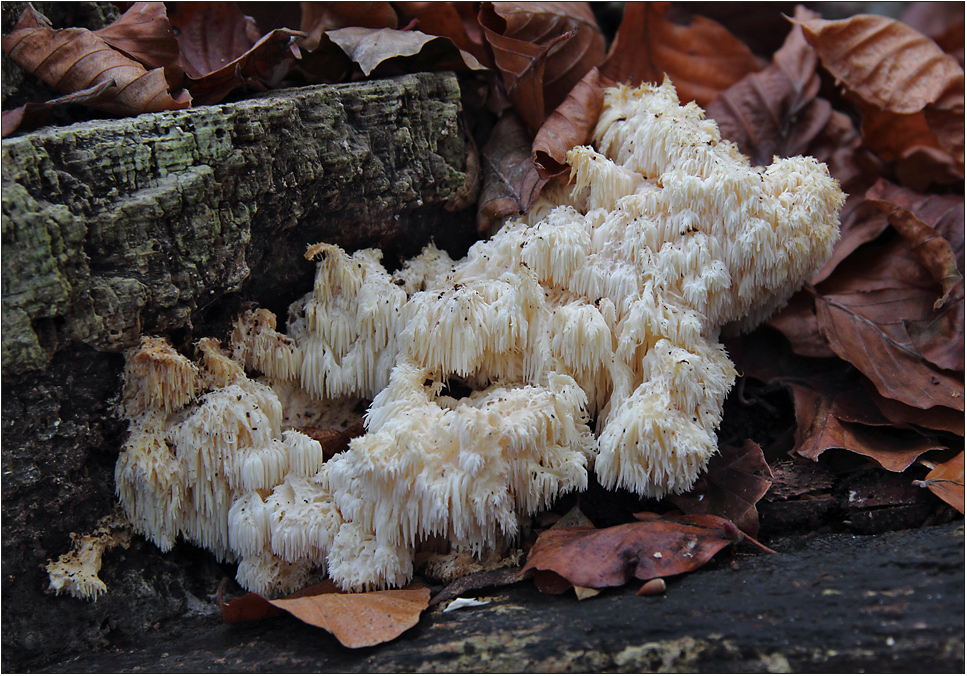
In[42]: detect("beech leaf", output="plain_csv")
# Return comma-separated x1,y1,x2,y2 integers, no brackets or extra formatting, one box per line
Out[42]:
480,2,604,135
532,66,603,178
915,451,966,514
394,2,490,66
669,440,773,537
220,579,430,648
521,514,742,590
325,26,485,77
299,1,397,52
600,2,759,108
815,293,965,412
94,1,181,71
1,80,115,138
478,112,548,232
789,383,947,471
2,5,191,117
707,6,830,165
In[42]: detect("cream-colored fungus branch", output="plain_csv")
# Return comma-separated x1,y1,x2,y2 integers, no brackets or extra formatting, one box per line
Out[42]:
95,79,843,597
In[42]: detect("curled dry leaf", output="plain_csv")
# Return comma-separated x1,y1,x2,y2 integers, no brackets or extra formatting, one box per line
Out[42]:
789,382,948,471
866,179,964,311
394,1,490,66
94,1,181,71
707,6,829,166
220,579,430,648
669,440,773,538
299,1,397,51
325,27,485,77
915,451,965,514
521,514,742,591
168,3,304,105
532,66,603,178
480,2,604,135
600,2,759,108
477,112,549,232
2,5,191,117
797,13,965,175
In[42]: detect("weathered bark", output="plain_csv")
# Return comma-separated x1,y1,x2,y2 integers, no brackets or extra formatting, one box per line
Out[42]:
22,523,967,673
1,71,478,671
2,71,475,376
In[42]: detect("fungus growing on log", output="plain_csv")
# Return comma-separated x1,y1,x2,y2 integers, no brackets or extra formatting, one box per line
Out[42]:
103,79,843,596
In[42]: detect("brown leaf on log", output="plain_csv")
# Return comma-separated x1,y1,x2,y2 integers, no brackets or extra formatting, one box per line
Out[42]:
94,1,181,71
522,514,742,590
220,579,430,648
532,67,603,179
600,2,759,108
168,4,303,105
915,451,965,514
324,27,485,78
479,2,604,136
670,440,773,538
2,5,191,117
789,382,948,472
478,112,548,232
2,80,115,138
394,2,490,66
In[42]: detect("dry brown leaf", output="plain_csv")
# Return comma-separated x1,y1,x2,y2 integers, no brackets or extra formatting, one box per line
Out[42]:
2,5,191,117
325,26,485,77
479,2,604,135
600,2,759,108
168,4,303,105
797,13,963,115
797,13,965,174
866,179,964,310
394,1,490,65
532,66,603,178
521,514,741,590
915,451,965,513
1,80,115,138
300,1,397,51
478,112,549,232
94,1,181,71
864,384,965,436
220,579,430,648
789,382,948,471
669,440,773,537
815,293,964,412
706,6,829,166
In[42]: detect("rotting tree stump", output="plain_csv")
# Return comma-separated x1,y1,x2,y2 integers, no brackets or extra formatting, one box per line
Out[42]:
1,71,477,671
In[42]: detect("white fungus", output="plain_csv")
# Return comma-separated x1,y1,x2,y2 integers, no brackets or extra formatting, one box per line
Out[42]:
104,78,843,596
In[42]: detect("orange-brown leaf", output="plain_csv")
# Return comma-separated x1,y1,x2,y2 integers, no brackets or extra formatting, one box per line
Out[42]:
1,80,115,138
325,26,484,77
789,383,948,471
707,6,828,165
600,2,759,108
521,514,741,590
669,440,773,537
797,13,964,115
94,1,181,71
815,293,964,412
915,451,965,514
2,6,190,116
269,582,430,648
480,2,604,135
478,112,548,232
532,66,603,178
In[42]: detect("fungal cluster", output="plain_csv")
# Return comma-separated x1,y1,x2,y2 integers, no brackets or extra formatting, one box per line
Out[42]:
99,79,844,597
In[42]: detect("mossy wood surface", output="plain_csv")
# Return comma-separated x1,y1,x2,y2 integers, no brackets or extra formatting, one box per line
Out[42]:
1,71,472,377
